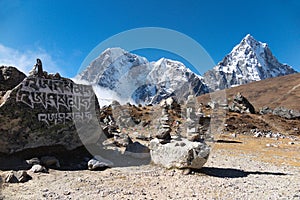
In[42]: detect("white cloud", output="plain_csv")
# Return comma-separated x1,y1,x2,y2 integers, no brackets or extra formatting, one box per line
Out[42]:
72,77,135,107
0,43,61,75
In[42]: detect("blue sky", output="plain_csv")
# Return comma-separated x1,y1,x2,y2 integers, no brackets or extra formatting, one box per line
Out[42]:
0,0,299,77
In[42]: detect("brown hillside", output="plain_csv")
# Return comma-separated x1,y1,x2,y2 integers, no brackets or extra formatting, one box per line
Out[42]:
198,73,300,111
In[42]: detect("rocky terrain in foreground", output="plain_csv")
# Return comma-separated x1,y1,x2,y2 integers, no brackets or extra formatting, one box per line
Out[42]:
1,134,300,199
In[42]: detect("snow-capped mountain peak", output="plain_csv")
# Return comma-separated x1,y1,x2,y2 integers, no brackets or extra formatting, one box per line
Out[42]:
76,48,208,105
204,34,297,91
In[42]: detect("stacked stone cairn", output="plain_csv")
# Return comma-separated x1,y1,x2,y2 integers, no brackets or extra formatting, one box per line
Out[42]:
155,101,171,143
185,95,201,142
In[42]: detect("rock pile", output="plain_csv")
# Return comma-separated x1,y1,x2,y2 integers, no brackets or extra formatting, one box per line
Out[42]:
251,129,287,139
155,102,171,143
149,97,210,170
229,92,255,114
184,95,201,141
260,106,300,119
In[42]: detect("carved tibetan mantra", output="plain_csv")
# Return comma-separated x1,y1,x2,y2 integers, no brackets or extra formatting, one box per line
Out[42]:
16,77,94,126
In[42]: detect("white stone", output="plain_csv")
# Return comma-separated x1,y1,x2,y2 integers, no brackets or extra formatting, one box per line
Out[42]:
149,138,210,169
88,156,114,170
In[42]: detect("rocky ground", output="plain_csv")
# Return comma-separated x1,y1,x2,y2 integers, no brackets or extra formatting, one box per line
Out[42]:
1,134,299,200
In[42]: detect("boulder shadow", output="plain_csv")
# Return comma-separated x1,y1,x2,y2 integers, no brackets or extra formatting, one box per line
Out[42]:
0,145,151,171
215,140,242,144
196,167,288,178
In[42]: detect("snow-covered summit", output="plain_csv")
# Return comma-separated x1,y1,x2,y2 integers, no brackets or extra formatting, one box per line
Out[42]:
204,34,297,91
76,48,208,105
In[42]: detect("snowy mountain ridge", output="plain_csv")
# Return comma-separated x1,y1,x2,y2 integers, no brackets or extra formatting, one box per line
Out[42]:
76,34,297,105
76,48,208,105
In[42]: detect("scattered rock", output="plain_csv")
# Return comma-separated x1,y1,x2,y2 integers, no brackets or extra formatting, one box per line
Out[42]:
266,144,278,148
113,133,133,147
41,156,60,168
5,171,18,183
288,142,295,145
26,157,41,165
259,106,273,115
88,156,114,170
150,138,210,169
251,129,288,139
5,171,31,183
273,107,300,119
30,164,48,173
63,191,71,195
15,170,31,182
259,106,300,119
182,168,191,175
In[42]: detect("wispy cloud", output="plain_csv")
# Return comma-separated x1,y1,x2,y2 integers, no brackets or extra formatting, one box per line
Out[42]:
0,43,61,75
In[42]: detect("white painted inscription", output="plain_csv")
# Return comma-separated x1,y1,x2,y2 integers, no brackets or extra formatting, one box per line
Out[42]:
16,78,95,126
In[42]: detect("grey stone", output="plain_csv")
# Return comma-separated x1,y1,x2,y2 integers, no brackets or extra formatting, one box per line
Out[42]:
113,133,133,147
155,128,171,140
150,138,210,169
259,106,273,115
5,171,18,183
254,132,262,137
41,156,60,168
88,156,114,170
15,170,31,182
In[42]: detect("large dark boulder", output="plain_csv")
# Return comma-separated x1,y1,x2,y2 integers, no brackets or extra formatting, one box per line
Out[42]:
0,72,101,154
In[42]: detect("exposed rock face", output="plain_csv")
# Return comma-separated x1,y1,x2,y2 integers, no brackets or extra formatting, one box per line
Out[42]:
0,66,26,91
0,66,26,104
229,93,255,114
0,73,100,154
150,138,210,169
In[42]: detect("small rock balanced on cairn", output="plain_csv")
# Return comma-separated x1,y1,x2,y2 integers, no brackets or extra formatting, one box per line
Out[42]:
155,101,172,143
